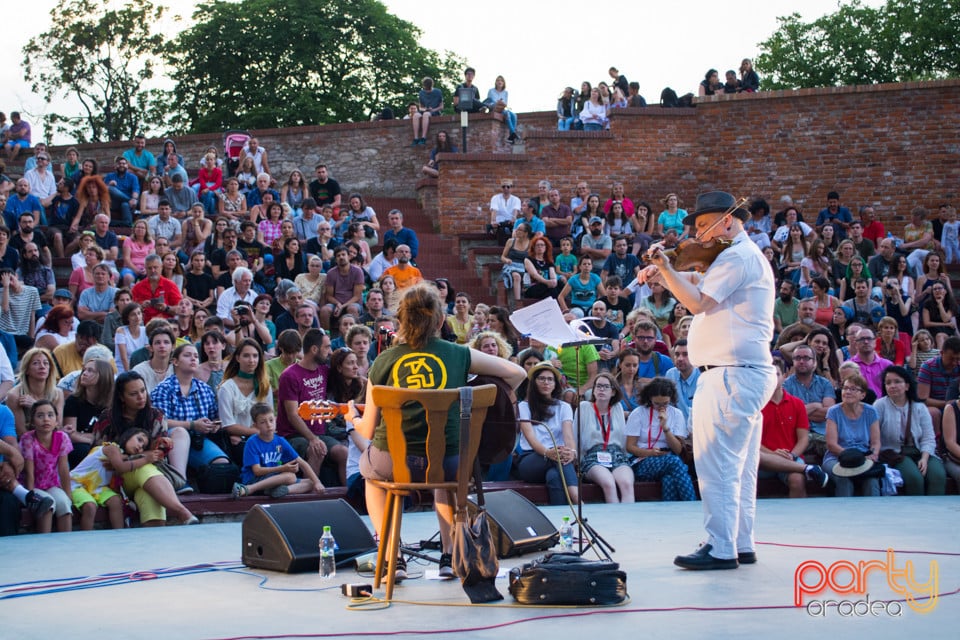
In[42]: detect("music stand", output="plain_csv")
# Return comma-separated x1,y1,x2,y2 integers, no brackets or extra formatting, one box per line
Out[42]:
509,299,616,560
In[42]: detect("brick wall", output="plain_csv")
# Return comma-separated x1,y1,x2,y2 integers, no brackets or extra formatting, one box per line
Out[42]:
48,113,512,201
435,80,960,236
49,80,960,236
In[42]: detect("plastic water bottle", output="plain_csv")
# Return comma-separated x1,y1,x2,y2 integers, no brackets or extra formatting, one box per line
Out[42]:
558,516,574,552
319,526,336,579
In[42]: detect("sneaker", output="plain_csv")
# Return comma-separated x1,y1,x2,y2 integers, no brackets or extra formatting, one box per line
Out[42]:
231,483,247,499
381,556,408,582
25,490,54,515
417,138,427,145
438,553,455,579
411,139,420,147
267,484,289,498
507,132,517,143
176,484,195,496
806,464,829,488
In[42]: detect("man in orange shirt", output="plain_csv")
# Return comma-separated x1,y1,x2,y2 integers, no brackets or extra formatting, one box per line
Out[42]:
381,244,422,291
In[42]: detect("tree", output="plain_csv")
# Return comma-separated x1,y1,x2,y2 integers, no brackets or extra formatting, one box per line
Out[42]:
22,0,172,143
755,0,960,90
166,0,464,133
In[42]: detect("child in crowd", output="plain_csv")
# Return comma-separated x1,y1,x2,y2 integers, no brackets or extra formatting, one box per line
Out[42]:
470,303,490,340
601,276,632,330
941,206,959,264
233,403,324,498
20,400,73,533
555,236,578,285
70,427,153,530
0,403,55,519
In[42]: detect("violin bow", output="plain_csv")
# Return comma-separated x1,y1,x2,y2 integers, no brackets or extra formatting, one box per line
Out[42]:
692,196,749,242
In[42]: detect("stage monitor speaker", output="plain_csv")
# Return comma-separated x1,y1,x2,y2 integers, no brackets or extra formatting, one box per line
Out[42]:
467,489,558,558
242,499,376,573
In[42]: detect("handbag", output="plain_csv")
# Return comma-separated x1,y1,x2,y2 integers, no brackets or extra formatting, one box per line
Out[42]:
156,459,187,492
451,387,503,604
196,462,241,494
508,552,628,605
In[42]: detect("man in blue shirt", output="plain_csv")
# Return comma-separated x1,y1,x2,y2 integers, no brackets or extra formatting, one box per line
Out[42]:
382,209,419,260
633,320,674,383
782,344,835,457
814,190,853,240
601,235,642,284
665,339,699,427
104,156,139,226
3,178,43,228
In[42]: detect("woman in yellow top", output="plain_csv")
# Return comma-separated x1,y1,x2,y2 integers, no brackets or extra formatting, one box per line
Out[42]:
446,292,474,344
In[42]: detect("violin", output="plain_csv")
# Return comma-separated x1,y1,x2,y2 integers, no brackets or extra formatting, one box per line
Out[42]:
645,237,732,272
644,196,746,272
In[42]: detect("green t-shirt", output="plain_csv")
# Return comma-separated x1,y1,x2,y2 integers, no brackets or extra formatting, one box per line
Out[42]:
557,344,599,387
369,337,471,456
266,357,289,393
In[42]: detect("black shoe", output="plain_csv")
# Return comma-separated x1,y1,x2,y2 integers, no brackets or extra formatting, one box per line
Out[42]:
25,490,54,516
381,556,408,582
738,551,757,565
674,544,739,570
438,553,455,579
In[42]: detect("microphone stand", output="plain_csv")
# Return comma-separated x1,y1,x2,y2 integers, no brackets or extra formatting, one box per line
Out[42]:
561,336,615,561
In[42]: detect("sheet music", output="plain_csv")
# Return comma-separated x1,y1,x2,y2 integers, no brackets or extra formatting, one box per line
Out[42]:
509,298,608,348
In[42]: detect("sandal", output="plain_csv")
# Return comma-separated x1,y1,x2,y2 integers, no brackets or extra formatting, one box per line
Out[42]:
232,482,248,499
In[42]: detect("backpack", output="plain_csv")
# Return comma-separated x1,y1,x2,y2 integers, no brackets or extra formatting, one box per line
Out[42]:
660,87,679,108
678,93,696,108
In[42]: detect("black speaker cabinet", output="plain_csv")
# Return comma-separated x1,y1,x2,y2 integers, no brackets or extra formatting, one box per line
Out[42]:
467,489,558,558
242,499,376,573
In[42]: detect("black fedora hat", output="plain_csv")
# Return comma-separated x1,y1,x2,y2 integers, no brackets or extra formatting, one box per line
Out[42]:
682,191,749,226
832,448,881,478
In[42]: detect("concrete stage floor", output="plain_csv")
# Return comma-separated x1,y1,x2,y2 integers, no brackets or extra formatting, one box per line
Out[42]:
2,496,958,639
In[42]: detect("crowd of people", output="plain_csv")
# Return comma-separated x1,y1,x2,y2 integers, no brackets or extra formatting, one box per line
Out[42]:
0,94,957,537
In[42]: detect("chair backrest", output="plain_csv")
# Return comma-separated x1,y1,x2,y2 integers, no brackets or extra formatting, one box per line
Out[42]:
371,384,498,497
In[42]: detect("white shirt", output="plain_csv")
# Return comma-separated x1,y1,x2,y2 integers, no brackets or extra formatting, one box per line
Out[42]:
489,193,521,225
24,168,56,201
517,400,573,451
772,222,814,244
218,378,273,428
624,404,689,450
216,286,257,320
688,231,774,368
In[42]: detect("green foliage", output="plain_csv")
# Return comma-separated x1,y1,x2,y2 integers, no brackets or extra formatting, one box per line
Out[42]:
166,0,464,134
756,0,960,90
22,0,172,143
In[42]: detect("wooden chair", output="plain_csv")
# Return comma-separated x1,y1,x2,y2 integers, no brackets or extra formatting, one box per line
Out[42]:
369,384,498,601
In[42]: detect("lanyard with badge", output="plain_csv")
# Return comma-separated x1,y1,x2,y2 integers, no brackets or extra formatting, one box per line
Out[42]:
593,404,613,466
648,407,664,450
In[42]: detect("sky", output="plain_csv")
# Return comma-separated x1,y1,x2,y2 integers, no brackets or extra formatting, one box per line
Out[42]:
2,0,885,144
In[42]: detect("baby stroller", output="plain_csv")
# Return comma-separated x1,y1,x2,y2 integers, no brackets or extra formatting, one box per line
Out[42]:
223,130,251,177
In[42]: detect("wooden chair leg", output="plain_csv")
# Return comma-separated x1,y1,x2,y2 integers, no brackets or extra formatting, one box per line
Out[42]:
385,491,404,601
374,491,395,590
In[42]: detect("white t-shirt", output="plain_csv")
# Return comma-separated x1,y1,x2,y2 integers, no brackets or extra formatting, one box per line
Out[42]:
517,400,573,451
624,404,689,450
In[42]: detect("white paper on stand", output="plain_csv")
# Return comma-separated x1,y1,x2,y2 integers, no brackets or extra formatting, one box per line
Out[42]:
508,298,607,348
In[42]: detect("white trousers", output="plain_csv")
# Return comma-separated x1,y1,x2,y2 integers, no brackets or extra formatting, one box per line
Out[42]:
691,364,777,559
